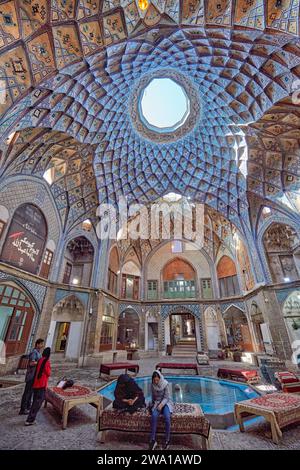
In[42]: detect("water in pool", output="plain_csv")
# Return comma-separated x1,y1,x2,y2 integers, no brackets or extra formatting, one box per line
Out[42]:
99,376,258,415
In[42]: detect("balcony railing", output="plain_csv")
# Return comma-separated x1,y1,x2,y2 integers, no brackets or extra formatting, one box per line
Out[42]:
163,280,196,299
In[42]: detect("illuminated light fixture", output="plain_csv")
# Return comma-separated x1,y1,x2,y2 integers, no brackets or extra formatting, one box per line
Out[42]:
6,131,16,145
262,207,271,215
284,277,290,283
138,0,149,10
43,168,53,185
72,277,79,285
82,219,92,231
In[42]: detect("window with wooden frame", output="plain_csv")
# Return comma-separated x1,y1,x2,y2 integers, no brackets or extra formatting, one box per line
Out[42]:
39,249,53,279
63,262,72,284
121,274,140,300
0,284,35,356
147,280,158,300
107,268,118,295
201,278,213,299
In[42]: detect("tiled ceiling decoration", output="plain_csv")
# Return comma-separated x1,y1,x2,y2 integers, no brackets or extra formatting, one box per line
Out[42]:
247,97,300,218
2,128,99,231
0,1,299,116
0,1,300,235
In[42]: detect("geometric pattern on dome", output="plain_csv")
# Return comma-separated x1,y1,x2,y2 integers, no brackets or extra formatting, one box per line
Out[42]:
0,1,299,117
247,96,300,217
2,128,99,231
0,17,300,236
129,69,201,143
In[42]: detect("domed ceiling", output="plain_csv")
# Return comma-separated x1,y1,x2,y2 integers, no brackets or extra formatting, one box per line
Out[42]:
0,0,300,237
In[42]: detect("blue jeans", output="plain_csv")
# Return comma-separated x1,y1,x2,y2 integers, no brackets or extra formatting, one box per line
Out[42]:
150,405,171,441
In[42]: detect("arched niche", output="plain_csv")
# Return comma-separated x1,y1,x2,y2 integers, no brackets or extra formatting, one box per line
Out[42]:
100,303,117,352
117,308,140,349
249,302,266,353
282,291,300,348
107,246,120,295
223,306,253,352
61,236,94,287
204,307,221,352
217,256,240,297
263,223,300,283
46,295,85,360
121,261,141,300
162,257,197,299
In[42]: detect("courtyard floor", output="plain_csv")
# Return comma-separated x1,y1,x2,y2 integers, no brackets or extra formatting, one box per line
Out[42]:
0,356,300,450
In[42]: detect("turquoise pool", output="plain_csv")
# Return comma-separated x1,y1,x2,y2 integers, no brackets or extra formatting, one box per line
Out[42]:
98,376,258,415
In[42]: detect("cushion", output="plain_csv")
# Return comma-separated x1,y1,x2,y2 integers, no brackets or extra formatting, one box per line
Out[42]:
282,383,300,393
275,371,299,384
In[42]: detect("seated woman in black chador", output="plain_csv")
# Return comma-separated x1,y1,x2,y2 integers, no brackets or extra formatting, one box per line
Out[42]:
113,374,146,414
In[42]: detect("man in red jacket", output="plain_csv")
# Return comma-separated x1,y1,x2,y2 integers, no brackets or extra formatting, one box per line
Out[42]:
25,347,51,426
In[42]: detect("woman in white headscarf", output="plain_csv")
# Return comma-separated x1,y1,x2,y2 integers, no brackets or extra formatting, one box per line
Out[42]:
149,370,173,450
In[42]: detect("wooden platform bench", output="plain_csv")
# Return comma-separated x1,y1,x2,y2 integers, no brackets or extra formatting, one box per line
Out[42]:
98,402,211,449
156,362,199,375
99,362,139,379
235,392,300,444
217,368,259,384
45,385,102,430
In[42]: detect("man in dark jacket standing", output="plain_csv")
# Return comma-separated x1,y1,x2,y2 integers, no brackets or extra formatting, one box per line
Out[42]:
19,338,44,415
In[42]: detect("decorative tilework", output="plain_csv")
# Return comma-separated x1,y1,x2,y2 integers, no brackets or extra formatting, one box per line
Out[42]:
234,0,265,29
266,0,299,35
0,0,20,49
51,0,76,22
79,20,103,55
119,303,142,316
122,1,140,34
220,302,245,314
53,25,83,69
54,289,89,307
276,287,300,304
102,11,127,46
0,45,31,115
0,271,47,311
27,32,56,84
182,0,204,25
77,0,100,19
19,0,48,39
205,0,232,26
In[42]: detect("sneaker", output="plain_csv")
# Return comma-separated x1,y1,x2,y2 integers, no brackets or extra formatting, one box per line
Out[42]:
163,440,170,450
19,410,29,415
24,421,36,426
149,440,157,450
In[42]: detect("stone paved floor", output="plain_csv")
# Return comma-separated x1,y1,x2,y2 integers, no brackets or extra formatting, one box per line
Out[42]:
0,356,300,450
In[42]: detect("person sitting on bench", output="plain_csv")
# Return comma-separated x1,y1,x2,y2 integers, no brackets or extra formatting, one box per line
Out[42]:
149,370,173,451
113,374,146,414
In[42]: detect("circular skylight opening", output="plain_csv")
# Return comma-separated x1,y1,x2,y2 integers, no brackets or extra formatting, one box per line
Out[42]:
139,78,190,133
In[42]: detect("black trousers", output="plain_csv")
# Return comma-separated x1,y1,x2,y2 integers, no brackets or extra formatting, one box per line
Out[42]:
20,379,34,412
26,388,45,423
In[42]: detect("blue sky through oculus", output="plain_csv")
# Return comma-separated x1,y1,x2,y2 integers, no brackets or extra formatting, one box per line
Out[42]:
140,78,189,130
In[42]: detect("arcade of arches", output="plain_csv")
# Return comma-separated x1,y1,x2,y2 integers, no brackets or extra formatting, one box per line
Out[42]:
2,1,300,377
